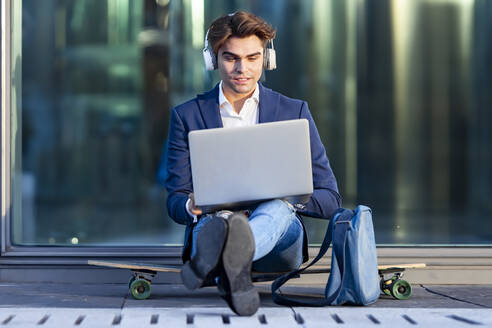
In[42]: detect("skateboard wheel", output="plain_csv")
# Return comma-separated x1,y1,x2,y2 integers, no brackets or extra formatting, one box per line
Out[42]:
130,279,151,300
391,279,411,300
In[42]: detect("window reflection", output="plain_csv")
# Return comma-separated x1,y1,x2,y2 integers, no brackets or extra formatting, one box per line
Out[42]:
16,0,179,245
12,0,492,246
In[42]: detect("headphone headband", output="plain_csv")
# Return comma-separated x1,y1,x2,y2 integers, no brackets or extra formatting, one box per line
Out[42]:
204,29,210,50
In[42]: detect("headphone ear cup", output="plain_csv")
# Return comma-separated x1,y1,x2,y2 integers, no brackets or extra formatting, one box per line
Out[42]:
263,48,277,70
203,48,217,70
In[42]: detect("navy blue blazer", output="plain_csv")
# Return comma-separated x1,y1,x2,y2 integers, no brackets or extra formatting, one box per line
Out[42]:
165,83,342,262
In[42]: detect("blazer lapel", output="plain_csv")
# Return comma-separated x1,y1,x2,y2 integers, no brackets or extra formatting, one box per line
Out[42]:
197,83,223,129
258,83,279,123
198,82,279,127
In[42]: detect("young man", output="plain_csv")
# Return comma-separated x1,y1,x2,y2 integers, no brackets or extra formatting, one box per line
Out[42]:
165,11,341,316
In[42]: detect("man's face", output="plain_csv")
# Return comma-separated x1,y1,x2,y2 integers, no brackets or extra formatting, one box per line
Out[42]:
217,35,264,99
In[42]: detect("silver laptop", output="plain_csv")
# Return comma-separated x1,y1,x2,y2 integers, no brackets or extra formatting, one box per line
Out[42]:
188,119,313,213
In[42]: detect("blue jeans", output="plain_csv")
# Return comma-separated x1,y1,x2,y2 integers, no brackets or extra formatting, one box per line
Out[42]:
191,199,304,272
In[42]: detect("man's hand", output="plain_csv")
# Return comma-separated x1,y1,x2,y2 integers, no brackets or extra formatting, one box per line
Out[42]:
188,193,203,216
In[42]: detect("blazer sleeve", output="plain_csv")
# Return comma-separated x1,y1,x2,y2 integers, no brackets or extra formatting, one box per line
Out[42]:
165,107,194,225
298,101,342,218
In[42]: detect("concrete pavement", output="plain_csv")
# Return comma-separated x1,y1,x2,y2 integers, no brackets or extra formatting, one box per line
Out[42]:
1,307,492,327
0,283,491,327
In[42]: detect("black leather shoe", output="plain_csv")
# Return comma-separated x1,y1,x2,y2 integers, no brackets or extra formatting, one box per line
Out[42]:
219,213,259,316
181,216,227,290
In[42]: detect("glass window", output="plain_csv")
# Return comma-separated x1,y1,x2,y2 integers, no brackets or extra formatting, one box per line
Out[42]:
11,0,184,246
7,0,492,248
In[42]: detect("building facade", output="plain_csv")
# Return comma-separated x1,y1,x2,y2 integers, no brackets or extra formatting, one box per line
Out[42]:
1,0,491,283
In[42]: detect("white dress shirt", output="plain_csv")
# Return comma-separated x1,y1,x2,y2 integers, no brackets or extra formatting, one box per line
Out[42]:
186,81,260,220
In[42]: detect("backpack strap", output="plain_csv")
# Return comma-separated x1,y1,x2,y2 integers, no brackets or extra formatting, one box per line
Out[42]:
271,209,354,306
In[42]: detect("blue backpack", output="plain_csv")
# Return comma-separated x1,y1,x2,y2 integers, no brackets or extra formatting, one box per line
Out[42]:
272,205,380,306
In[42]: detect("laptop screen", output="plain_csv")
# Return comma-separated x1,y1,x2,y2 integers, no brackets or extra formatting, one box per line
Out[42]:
188,119,313,212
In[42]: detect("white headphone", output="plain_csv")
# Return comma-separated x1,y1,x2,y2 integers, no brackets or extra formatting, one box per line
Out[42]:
202,26,277,71
203,29,218,71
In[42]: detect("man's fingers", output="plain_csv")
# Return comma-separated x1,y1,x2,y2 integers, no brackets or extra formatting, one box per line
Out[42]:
191,208,203,216
188,193,202,215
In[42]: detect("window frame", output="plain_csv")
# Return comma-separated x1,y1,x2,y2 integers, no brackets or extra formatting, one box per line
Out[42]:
1,0,491,284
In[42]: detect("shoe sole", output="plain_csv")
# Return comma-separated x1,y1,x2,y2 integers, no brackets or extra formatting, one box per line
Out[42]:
222,214,259,316
181,217,227,290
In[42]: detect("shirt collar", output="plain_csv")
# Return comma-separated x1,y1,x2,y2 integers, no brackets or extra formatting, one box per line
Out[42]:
219,81,259,108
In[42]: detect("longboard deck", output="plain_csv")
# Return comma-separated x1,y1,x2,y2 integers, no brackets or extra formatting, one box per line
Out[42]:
88,260,426,275
378,263,426,270
88,260,181,273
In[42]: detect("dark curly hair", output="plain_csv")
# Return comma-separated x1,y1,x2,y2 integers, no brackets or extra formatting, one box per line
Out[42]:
207,11,276,55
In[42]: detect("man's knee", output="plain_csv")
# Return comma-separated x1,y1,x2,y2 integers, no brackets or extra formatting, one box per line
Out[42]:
252,238,303,272
252,218,304,272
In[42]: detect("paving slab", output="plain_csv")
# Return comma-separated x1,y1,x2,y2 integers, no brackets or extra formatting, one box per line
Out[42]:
0,307,492,327
2,283,492,310
0,283,125,308
295,307,492,327
264,284,492,308
420,284,492,308
123,284,281,308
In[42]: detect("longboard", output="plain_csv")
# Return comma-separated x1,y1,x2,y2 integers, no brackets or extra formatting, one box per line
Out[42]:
88,260,425,301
